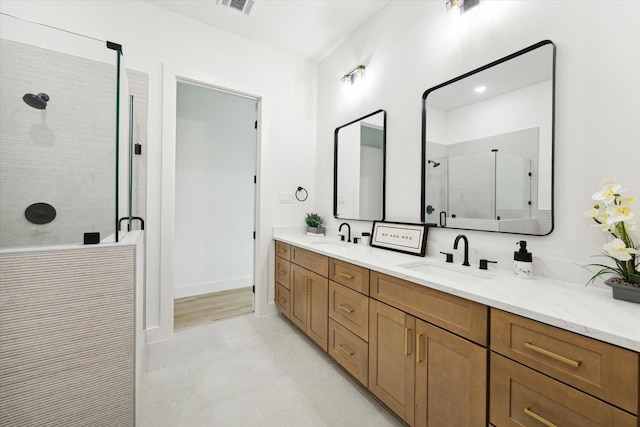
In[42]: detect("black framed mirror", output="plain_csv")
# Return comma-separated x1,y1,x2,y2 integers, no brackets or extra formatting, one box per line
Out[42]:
421,40,555,235
334,109,386,221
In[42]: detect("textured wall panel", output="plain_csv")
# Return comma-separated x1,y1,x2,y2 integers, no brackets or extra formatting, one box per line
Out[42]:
0,246,135,426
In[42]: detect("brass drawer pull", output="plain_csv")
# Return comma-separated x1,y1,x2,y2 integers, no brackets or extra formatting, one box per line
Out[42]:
278,270,287,275
338,344,354,357
338,272,354,280
404,328,412,356
416,333,424,363
278,248,286,253
338,304,355,313
524,342,581,368
278,297,287,304
524,407,557,427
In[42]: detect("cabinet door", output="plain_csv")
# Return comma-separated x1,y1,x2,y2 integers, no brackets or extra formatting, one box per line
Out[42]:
369,299,415,425
306,269,329,351
415,319,487,427
290,264,307,331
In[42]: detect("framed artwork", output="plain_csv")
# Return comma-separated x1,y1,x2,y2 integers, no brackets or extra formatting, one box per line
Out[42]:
370,221,429,256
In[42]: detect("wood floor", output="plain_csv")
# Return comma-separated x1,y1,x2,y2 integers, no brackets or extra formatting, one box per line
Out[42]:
174,287,254,331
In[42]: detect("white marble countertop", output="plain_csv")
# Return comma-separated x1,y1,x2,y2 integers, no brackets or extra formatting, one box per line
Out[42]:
273,232,640,352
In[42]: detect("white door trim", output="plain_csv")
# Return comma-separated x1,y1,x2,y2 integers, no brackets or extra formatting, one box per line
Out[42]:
152,63,262,343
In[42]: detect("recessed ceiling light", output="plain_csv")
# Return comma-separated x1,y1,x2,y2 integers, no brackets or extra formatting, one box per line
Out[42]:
474,85,487,93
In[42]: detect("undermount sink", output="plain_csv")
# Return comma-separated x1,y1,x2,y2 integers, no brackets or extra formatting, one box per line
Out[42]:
397,260,494,285
309,240,350,247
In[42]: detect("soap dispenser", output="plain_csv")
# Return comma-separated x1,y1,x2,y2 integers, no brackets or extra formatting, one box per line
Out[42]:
513,240,533,279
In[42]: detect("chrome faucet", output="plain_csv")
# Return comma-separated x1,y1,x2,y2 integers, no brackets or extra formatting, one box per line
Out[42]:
453,234,470,266
338,222,351,243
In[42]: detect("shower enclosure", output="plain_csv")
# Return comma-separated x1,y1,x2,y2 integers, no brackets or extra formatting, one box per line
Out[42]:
0,13,140,249
0,13,146,427
425,150,532,224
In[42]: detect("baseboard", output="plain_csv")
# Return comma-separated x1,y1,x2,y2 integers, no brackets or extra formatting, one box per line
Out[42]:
173,276,252,299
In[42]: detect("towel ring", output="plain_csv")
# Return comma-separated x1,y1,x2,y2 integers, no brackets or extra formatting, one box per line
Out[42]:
295,186,308,202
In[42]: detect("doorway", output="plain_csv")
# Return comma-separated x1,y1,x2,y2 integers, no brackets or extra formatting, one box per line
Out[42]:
173,82,257,330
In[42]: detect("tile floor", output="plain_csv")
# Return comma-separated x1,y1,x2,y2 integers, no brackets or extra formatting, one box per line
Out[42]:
141,313,405,426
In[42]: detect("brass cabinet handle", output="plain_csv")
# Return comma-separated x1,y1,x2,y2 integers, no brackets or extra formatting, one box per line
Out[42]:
338,272,354,280
416,333,424,363
278,270,287,275
338,304,355,313
278,248,286,253
305,278,310,294
278,297,287,304
524,342,581,368
524,407,557,427
404,328,412,356
338,344,354,357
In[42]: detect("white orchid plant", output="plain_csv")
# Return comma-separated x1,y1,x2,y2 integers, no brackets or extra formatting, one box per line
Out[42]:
585,179,639,286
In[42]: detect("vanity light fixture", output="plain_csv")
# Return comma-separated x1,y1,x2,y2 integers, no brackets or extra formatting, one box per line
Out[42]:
446,0,480,14
341,65,366,85
474,85,487,93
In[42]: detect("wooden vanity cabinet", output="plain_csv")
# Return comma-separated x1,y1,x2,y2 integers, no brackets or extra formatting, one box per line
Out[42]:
275,242,291,318
490,309,639,426
275,240,291,260
274,241,639,427
491,352,637,427
328,258,370,387
275,283,290,318
370,271,488,346
368,297,487,427
414,318,487,427
369,299,416,424
329,258,369,295
491,309,639,414
290,259,329,351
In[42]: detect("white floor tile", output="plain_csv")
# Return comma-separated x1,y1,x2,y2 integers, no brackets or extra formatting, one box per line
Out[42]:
141,313,405,426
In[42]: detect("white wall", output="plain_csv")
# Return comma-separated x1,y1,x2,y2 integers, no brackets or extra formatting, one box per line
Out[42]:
174,83,255,298
317,1,640,283
0,0,318,341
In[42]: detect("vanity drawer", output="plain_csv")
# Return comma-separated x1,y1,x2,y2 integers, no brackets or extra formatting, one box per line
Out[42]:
275,256,290,289
291,246,328,277
491,309,639,414
328,318,368,387
490,353,637,427
370,271,487,346
275,241,290,260
275,283,290,318
329,258,369,295
329,281,369,341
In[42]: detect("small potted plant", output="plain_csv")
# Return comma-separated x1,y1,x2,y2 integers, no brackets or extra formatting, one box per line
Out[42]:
305,212,325,236
585,178,639,303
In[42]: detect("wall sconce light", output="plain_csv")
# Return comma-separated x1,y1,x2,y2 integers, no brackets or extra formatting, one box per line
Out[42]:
341,65,366,85
446,0,480,15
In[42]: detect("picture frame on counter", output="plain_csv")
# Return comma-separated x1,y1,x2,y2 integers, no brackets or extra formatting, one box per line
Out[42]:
370,221,429,256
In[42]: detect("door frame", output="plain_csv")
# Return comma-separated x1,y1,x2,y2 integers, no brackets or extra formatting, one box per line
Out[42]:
152,63,262,342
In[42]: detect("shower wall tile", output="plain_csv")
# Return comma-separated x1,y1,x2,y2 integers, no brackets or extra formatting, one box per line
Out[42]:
0,39,149,248
128,69,148,230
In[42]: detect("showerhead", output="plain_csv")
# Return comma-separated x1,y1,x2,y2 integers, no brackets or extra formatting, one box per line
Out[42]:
428,160,441,168
23,93,49,110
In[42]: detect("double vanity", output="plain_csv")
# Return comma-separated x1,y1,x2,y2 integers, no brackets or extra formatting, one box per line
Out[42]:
273,233,640,427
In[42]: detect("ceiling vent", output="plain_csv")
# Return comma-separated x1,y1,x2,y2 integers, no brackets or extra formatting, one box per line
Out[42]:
217,0,255,15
